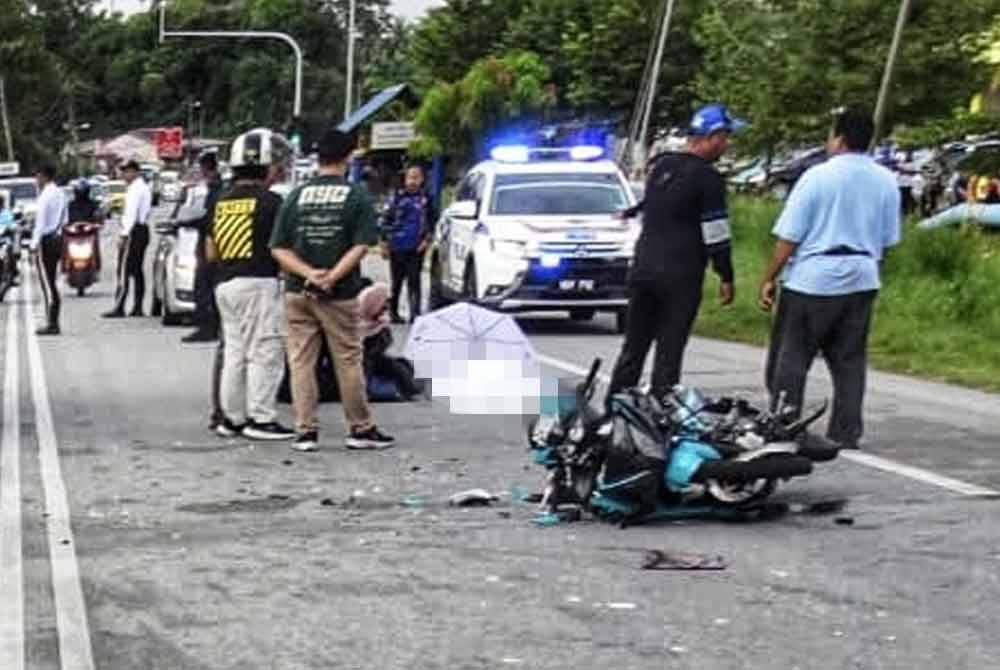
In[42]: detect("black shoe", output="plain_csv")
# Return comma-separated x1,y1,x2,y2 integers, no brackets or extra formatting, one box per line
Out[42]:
346,426,396,450
215,418,245,438
102,310,125,318
292,431,319,452
36,325,60,336
242,420,296,442
182,329,218,343
129,309,144,317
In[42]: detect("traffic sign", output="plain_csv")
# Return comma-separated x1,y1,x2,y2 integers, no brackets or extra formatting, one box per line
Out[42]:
0,161,19,177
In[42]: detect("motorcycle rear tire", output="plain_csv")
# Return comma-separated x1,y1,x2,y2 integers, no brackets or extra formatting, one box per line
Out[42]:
77,286,85,297
698,454,814,505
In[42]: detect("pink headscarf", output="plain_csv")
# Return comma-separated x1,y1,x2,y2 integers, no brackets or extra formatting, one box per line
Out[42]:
358,281,390,338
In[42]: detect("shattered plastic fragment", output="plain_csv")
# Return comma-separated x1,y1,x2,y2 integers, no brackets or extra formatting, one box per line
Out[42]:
449,489,498,506
606,602,637,610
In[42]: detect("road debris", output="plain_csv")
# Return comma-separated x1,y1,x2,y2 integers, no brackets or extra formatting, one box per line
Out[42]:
835,516,855,526
641,550,728,571
448,489,498,507
606,602,637,610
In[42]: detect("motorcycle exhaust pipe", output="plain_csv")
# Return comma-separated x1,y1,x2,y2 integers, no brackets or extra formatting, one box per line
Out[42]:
692,455,814,484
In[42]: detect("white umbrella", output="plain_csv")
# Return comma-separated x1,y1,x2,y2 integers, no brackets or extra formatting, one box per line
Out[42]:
403,303,553,415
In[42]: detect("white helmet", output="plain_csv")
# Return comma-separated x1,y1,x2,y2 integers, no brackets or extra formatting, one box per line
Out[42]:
229,128,293,169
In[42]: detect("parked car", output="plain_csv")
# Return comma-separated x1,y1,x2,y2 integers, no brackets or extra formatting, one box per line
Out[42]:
105,179,127,215
151,184,207,325
0,177,39,240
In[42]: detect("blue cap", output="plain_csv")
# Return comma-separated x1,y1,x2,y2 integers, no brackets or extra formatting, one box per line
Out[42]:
688,104,748,136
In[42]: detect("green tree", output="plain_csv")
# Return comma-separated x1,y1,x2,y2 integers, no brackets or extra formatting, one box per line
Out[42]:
410,50,556,164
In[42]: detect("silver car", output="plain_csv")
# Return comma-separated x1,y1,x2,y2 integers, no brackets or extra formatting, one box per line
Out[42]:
151,184,207,325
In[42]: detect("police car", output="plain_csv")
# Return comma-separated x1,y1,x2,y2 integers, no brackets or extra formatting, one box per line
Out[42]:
428,144,639,332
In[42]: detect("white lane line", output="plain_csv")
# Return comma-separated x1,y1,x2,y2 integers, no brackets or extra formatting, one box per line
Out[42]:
0,287,25,670
536,353,1000,499
838,451,1000,498
24,275,96,670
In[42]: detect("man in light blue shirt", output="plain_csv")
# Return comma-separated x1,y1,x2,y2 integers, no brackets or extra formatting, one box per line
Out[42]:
759,107,901,449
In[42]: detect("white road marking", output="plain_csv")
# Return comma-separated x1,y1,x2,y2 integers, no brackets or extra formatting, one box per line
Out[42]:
0,287,25,670
536,353,1000,499
24,276,96,670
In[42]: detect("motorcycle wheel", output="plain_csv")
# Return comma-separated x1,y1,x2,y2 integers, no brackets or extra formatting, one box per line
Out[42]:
77,286,85,297
701,452,811,505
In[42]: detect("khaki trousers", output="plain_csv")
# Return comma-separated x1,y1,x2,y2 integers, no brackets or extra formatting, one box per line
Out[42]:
286,293,373,433
215,277,286,424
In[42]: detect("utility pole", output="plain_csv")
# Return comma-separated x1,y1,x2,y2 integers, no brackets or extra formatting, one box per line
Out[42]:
637,0,676,168
344,0,357,121
871,0,913,149
0,77,13,162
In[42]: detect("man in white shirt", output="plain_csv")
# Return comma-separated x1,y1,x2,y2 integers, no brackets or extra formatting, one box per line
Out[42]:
31,164,68,335
103,160,152,317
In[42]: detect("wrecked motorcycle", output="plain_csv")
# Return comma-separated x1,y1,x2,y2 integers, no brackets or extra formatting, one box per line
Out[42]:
527,358,840,526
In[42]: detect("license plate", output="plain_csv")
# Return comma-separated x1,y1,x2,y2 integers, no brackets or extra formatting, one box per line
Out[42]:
566,229,596,241
558,279,596,291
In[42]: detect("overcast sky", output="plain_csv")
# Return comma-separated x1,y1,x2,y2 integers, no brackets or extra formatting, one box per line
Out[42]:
105,1,443,21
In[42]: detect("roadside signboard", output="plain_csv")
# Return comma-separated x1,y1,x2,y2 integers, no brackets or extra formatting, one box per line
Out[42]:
155,127,184,160
370,122,416,151
0,161,19,177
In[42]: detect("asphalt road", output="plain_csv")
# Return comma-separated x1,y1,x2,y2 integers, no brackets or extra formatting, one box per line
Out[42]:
1,206,999,670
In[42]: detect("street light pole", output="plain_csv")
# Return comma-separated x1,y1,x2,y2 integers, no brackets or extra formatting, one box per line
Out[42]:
344,0,357,121
871,0,913,149
159,1,304,117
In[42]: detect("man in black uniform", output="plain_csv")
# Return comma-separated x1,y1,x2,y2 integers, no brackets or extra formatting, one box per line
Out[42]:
607,103,745,402
183,151,224,343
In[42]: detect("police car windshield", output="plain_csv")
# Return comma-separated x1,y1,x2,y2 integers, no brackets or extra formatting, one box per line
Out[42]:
490,173,628,216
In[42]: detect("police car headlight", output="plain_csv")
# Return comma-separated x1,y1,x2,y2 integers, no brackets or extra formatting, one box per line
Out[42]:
491,239,527,258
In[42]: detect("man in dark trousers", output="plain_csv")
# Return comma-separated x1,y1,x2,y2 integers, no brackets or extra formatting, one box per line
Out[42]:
607,103,745,402
103,160,151,318
760,107,901,449
183,151,224,343
379,164,436,323
30,164,68,335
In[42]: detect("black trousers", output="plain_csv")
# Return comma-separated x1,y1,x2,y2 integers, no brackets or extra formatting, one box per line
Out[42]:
389,250,423,320
113,223,150,314
192,234,220,333
765,288,877,445
36,233,62,328
607,278,703,401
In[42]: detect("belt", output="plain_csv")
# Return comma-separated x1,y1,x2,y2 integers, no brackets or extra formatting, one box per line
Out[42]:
821,245,869,257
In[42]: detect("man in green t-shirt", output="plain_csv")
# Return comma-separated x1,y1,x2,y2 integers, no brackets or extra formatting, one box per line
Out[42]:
270,128,395,452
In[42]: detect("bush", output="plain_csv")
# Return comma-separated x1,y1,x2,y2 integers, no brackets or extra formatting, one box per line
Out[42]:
693,197,1000,391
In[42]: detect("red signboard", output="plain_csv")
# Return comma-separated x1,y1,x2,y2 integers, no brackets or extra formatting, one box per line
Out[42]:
155,127,184,159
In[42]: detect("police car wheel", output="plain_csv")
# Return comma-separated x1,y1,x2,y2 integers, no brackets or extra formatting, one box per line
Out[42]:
429,261,450,310
462,259,478,303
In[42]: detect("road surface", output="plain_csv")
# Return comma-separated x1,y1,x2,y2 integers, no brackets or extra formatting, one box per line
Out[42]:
1,207,998,669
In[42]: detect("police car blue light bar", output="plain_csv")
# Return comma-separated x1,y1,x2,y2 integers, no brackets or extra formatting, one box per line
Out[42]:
491,145,531,162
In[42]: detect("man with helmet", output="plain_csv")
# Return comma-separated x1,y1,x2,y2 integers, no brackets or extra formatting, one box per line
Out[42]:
204,128,296,441
68,179,100,224
607,103,743,403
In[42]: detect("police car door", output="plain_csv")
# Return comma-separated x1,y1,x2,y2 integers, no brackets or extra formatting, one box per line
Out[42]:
445,172,485,289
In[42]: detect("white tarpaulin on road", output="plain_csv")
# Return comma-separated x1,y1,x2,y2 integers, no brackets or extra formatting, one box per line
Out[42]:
403,303,555,415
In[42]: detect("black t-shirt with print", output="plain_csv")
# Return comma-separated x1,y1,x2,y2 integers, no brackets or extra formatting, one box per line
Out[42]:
630,152,734,285
209,182,282,283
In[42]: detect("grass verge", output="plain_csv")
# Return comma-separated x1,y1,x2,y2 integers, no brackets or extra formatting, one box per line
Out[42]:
694,196,1000,392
